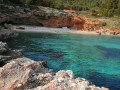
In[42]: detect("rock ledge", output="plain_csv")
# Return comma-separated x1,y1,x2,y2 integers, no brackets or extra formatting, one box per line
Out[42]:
0,41,22,66
0,57,109,90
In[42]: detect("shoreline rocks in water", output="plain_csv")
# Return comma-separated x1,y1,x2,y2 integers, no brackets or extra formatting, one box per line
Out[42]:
0,23,18,40
0,30,18,40
0,41,22,66
0,41,109,90
0,57,108,90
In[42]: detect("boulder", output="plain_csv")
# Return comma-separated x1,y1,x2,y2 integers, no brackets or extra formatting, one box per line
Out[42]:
0,42,22,66
110,32,116,35
0,42,8,54
4,23,13,30
0,57,109,90
0,57,53,90
0,30,18,40
16,26,25,30
109,29,120,35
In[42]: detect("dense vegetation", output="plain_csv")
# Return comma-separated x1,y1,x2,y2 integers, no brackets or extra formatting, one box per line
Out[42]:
20,0,120,17
101,0,120,17
1,0,120,17
20,0,101,10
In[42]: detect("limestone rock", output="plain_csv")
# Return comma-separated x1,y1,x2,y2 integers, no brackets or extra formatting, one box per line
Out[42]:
0,30,18,40
0,42,22,66
0,57,53,90
0,42,8,54
4,23,13,30
0,58,109,90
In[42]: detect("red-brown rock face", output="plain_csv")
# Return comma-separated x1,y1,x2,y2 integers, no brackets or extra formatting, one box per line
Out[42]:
69,15,86,30
1,4,119,35
38,15,71,28
0,5,87,30
40,15,87,30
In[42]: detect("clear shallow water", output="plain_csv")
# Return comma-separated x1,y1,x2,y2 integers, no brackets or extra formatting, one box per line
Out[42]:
6,32,120,90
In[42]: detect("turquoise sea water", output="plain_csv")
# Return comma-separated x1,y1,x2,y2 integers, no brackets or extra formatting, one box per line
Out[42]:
6,32,120,90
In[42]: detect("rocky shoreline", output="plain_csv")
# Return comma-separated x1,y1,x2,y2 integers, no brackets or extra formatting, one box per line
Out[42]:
0,42,108,90
0,23,18,41
0,41,22,66
0,3,110,90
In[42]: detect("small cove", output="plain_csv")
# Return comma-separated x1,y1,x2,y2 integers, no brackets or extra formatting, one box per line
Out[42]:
6,31,120,90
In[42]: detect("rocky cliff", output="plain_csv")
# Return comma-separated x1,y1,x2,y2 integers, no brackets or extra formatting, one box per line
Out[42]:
0,4,120,35
0,4,87,30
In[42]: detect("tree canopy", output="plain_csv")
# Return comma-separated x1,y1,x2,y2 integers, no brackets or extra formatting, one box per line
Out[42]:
1,0,120,17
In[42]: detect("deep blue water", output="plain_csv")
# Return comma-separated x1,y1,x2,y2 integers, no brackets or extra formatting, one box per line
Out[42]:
6,32,120,90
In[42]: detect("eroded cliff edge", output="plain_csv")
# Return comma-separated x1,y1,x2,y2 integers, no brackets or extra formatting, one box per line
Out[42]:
1,4,120,35
0,4,86,30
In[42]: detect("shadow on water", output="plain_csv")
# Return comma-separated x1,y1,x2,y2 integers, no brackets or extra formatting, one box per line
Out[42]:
87,72,120,90
95,45,120,59
23,49,66,61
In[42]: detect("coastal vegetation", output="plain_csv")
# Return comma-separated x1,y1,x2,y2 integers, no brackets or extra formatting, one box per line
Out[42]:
1,0,120,17
20,0,120,17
